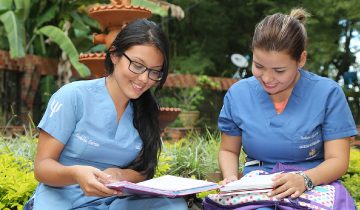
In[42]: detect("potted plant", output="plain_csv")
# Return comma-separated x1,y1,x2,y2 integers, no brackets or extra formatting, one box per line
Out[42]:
173,75,220,128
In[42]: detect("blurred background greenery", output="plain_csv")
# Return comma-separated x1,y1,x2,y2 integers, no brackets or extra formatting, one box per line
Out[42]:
1,0,360,133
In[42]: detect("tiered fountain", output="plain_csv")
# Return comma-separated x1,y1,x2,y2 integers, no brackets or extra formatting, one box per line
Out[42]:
79,0,152,78
79,0,181,133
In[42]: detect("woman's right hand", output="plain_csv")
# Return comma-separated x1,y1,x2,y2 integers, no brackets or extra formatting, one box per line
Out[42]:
72,165,122,197
221,175,238,186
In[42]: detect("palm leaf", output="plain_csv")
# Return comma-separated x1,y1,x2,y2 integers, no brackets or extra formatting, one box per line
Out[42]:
0,0,13,11
86,44,107,53
14,0,31,22
131,0,168,17
0,11,25,58
34,2,59,28
80,13,100,30
40,75,58,113
68,11,90,33
37,25,91,77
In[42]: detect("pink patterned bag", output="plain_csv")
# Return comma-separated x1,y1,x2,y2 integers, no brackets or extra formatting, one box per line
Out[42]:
203,163,356,210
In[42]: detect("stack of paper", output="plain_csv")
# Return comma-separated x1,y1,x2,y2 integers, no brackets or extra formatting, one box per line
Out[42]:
106,175,220,197
220,174,277,195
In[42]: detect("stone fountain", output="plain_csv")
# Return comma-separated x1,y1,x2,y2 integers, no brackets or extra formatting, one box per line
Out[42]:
79,0,181,133
79,0,152,78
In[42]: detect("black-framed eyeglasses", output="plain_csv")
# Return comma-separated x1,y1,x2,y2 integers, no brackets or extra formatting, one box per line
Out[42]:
122,53,163,81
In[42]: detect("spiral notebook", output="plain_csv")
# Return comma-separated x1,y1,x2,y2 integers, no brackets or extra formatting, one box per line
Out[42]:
106,175,220,197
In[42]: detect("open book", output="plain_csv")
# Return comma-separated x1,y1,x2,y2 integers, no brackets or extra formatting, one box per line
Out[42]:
106,175,220,197
220,173,278,195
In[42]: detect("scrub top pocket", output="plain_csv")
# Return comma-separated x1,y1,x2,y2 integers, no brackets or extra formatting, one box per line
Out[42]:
62,132,88,158
76,135,143,168
292,126,323,162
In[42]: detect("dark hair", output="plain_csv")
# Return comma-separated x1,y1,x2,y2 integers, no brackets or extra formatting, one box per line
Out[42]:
252,8,309,62
104,18,170,179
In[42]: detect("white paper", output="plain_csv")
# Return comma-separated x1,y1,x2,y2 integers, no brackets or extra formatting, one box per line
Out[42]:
138,175,216,191
220,189,272,195
221,173,279,192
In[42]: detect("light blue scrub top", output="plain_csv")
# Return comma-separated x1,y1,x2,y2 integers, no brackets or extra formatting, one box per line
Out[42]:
34,78,144,209
218,69,358,174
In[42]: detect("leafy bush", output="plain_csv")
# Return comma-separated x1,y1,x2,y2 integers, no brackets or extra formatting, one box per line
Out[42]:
342,148,360,207
0,150,38,210
162,134,220,180
0,135,38,163
0,128,246,207
154,152,173,178
161,130,245,180
0,129,38,210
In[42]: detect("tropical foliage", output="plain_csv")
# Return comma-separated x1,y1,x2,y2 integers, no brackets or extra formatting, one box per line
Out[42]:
0,150,38,210
148,0,360,124
161,130,245,180
0,128,360,208
0,0,167,77
342,148,360,207
170,75,220,111
151,0,360,81
0,128,38,210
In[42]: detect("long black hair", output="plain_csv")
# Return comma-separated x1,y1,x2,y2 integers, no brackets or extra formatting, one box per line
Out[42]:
104,18,170,179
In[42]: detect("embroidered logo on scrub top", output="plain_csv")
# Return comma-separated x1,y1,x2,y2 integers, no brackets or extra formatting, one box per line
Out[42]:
298,131,321,160
309,148,316,156
50,99,63,117
300,131,318,140
299,140,320,149
76,134,100,147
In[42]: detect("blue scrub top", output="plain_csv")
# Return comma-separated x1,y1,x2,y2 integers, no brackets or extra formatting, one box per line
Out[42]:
34,78,144,209
218,69,358,173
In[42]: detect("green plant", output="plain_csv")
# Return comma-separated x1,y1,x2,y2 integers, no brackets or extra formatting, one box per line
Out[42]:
0,0,90,76
39,75,58,114
161,129,245,180
172,75,220,111
0,132,38,163
342,148,360,207
154,152,173,178
157,93,179,108
196,184,220,199
0,0,168,77
0,149,38,210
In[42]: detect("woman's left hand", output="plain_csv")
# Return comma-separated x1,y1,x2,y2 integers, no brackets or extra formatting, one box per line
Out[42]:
267,173,307,199
98,168,124,184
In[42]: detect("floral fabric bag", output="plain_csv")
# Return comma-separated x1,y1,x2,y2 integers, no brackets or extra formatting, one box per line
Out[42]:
203,163,356,210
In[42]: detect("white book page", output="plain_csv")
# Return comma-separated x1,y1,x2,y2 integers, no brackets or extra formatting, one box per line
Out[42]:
221,173,280,192
220,189,272,195
138,175,217,191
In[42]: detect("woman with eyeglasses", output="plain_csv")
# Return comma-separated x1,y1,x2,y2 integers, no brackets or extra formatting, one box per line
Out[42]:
26,18,188,210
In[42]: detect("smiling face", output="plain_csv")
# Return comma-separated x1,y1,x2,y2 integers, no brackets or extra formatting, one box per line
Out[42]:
109,44,164,101
251,48,307,101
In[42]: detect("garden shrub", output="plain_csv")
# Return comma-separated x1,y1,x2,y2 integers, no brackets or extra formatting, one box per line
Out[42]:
342,148,360,207
162,137,220,180
0,149,38,210
154,152,173,178
161,131,245,180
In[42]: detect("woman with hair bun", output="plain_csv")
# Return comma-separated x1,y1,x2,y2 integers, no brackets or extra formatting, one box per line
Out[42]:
218,8,357,209
25,18,188,210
